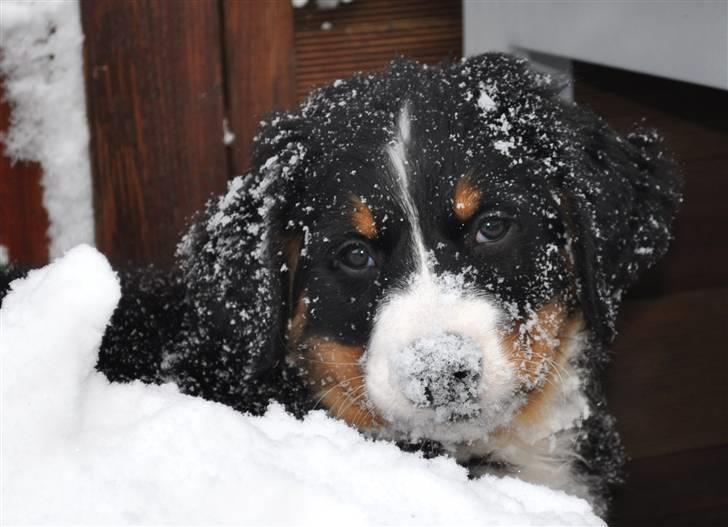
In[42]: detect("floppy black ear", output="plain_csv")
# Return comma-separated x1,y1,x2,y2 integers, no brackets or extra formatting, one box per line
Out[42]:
174,112,309,410
561,116,682,345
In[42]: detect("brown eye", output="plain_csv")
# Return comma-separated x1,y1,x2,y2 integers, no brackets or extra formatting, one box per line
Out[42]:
337,242,376,271
475,217,511,243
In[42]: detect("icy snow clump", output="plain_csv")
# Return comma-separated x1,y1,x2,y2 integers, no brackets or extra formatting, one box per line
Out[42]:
0,246,604,525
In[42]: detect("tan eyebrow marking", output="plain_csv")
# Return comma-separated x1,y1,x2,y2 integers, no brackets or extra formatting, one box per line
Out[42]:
351,195,377,239
453,176,482,222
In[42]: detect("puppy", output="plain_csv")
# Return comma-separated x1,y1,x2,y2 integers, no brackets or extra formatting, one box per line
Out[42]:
2,53,682,514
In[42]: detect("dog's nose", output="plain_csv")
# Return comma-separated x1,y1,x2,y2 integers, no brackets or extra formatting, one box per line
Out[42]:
390,332,482,417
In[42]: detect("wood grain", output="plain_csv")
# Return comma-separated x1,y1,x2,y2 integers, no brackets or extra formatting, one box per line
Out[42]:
81,0,228,268
610,445,728,526
0,91,49,266
607,288,728,460
222,0,296,176
293,0,461,101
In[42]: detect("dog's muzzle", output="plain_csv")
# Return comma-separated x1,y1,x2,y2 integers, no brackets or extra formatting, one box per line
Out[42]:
390,332,483,420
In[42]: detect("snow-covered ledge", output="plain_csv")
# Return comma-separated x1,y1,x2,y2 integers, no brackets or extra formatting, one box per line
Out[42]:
464,0,728,92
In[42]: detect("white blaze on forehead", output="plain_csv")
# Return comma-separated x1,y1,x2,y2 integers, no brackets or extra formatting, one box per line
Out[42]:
386,102,430,275
368,104,523,444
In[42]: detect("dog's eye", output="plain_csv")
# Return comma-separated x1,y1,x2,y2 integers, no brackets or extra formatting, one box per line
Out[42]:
336,242,376,272
475,217,511,243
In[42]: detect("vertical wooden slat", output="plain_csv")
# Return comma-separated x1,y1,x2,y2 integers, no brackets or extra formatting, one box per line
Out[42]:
222,0,296,176
0,93,49,267
81,0,228,268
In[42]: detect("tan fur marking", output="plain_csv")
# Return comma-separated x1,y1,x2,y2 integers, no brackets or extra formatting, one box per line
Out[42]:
299,337,382,429
287,294,307,348
453,176,482,222
500,303,582,427
351,196,377,239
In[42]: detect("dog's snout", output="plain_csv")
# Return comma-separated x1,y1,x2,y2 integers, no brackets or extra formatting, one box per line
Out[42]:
390,332,482,418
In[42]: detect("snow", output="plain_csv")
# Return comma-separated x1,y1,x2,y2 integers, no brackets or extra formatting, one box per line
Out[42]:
0,0,94,259
477,90,497,112
222,117,236,145
391,331,482,421
1,245,604,525
292,0,355,9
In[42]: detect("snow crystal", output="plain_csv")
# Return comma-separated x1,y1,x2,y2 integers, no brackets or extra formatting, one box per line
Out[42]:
0,0,94,258
634,247,654,255
292,0,354,10
1,246,604,525
477,90,497,112
493,139,515,156
222,117,236,145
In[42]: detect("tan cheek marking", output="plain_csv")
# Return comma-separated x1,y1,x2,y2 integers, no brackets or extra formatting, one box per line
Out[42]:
298,337,382,430
351,196,377,239
287,294,307,349
500,303,582,427
453,176,482,222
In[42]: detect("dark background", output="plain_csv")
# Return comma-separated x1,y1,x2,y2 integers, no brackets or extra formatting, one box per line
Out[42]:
1,1,726,524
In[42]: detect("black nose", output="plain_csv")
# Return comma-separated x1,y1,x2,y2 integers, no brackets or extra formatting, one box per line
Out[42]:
392,332,482,418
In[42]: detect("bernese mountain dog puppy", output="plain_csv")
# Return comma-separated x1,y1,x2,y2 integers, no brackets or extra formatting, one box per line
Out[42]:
0,53,682,515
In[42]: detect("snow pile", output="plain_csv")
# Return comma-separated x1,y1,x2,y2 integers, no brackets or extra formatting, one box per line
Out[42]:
0,0,94,258
0,246,604,525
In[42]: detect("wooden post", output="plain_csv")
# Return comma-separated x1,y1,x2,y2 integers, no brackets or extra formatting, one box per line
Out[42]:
81,0,229,268
0,95,49,267
221,0,296,176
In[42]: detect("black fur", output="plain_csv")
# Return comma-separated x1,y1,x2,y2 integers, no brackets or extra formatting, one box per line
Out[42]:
0,53,682,513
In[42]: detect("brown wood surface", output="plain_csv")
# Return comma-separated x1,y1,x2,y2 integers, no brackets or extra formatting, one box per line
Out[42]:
0,92,49,266
611,445,728,526
81,0,229,268
293,0,461,101
574,62,728,297
222,0,297,176
607,288,728,460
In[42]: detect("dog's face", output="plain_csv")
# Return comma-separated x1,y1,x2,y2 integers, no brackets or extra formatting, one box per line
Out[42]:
283,106,577,442
178,54,681,444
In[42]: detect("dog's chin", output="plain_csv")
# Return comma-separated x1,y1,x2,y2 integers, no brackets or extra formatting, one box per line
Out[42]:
365,391,523,445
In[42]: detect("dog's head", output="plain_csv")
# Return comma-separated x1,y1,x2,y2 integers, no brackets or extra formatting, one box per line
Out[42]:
178,54,681,442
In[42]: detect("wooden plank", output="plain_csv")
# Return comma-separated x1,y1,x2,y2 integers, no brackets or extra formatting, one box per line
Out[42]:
81,0,228,268
293,0,462,101
0,90,49,266
574,62,728,163
606,288,728,459
610,445,728,526
222,0,296,176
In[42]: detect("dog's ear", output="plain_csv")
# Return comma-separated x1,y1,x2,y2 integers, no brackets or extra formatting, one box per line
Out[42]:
175,112,309,404
560,117,682,345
